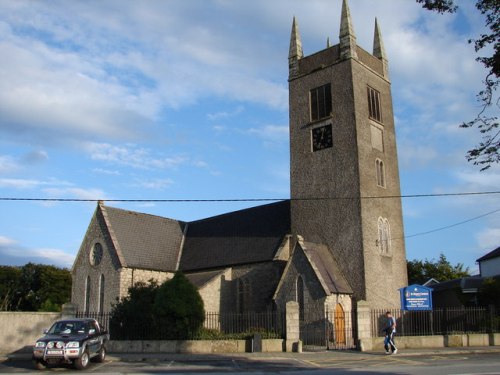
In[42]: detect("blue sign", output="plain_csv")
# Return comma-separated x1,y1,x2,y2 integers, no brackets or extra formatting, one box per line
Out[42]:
399,284,433,310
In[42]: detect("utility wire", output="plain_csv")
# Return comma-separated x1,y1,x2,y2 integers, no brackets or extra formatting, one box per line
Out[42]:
403,207,500,239
1,190,499,202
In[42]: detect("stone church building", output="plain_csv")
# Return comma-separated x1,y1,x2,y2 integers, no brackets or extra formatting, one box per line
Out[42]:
71,0,408,319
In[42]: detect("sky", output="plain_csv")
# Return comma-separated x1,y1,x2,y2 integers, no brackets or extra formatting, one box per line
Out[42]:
0,0,498,274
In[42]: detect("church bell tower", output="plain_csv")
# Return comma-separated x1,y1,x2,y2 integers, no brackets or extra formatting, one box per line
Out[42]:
289,0,407,307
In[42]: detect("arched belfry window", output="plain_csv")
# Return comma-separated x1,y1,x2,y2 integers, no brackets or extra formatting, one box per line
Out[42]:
377,217,391,254
376,159,385,188
296,275,305,321
85,276,91,314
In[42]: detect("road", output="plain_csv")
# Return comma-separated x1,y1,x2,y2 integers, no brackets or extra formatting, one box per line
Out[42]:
1,352,500,374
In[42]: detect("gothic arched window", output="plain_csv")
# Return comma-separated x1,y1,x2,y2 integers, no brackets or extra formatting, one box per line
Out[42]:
98,274,105,313
296,275,305,321
376,159,385,188
85,276,91,314
377,217,391,254
237,278,251,314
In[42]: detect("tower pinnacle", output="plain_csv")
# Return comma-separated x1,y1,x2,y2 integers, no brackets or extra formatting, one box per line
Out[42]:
339,0,357,59
289,16,303,79
373,18,389,79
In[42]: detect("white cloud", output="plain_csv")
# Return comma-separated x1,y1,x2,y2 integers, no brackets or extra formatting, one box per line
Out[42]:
0,235,74,268
0,235,17,246
455,171,500,190
0,178,45,189
0,155,19,174
247,125,289,143
0,177,72,190
84,142,188,170
476,228,500,250
134,178,174,190
207,106,244,121
92,168,121,176
43,187,107,201
398,143,439,169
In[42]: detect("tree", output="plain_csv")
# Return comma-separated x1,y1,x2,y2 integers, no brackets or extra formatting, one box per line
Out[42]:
153,272,205,340
417,0,499,170
0,266,21,311
109,280,159,340
477,277,500,308
109,273,205,340
407,253,470,284
0,264,71,311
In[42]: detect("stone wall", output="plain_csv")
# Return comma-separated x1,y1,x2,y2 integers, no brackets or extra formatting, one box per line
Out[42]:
0,312,60,354
229,261,286,313
118,268,173,300
359,333,500,352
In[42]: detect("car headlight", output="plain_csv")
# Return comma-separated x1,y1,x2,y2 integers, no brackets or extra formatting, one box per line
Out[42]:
47,342,54,348
55,341,64,349
66,341,80,348
35,342,46,348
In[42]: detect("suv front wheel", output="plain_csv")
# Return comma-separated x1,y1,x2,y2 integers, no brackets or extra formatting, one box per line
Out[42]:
74,350,90,370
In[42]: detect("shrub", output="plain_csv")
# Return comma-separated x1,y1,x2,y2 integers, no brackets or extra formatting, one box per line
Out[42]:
153,272,205,339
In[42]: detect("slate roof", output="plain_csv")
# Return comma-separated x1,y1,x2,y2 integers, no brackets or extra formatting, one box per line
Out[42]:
476,246,500,262
179,200,291,271
430,275,484,292
302,242,353,295
102,205,186,271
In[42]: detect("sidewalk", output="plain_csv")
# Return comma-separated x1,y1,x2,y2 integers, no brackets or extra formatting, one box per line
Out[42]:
4,346,500,363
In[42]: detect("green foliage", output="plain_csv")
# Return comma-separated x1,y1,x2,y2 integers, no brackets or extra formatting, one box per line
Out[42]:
196,327,280,340
416,0,458,13
153,272,205,340
407,253,470,285
0,265,21,310
478,277,500,308
0,263,71,311
417,0,499,170
109,280,159,340
110,273,205,340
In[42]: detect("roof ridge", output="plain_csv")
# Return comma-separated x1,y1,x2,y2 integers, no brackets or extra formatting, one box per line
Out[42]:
103,204,186,224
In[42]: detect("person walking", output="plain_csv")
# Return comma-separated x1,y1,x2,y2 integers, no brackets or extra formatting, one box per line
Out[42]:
383,311,397,354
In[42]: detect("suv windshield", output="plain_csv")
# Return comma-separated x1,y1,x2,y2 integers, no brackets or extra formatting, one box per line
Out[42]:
48,321,88,335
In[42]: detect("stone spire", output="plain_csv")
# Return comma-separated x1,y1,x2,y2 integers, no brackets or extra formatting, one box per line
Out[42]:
373,18,389,79
339,0,357,60
289,16,303,79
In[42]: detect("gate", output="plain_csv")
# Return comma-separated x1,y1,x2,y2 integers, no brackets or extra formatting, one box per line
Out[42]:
300,304,356,350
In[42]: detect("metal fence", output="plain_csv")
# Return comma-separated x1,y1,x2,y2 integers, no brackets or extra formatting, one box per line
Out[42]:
77,310,285,340
371,306,499,337
299,306,356,350
204,310,285,338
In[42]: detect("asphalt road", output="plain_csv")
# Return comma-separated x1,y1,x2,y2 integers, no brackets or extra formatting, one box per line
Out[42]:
1,351,500,374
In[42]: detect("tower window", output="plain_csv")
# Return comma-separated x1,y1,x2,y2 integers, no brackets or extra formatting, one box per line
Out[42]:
376,159,386,187
377,217,391,254
367,86,382,122
310,84,332,121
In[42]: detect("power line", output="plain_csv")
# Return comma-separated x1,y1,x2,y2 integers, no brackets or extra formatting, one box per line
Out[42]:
1,190,499,202
404,207,500,239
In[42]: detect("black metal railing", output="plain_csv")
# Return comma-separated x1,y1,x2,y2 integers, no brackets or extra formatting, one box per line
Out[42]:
371,306,499,337
76,310,285,340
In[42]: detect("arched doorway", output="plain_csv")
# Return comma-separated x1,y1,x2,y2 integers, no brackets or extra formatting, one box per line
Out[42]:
334,303,346,344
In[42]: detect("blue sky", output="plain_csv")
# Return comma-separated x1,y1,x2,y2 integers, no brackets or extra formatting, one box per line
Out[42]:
0,0,498,274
